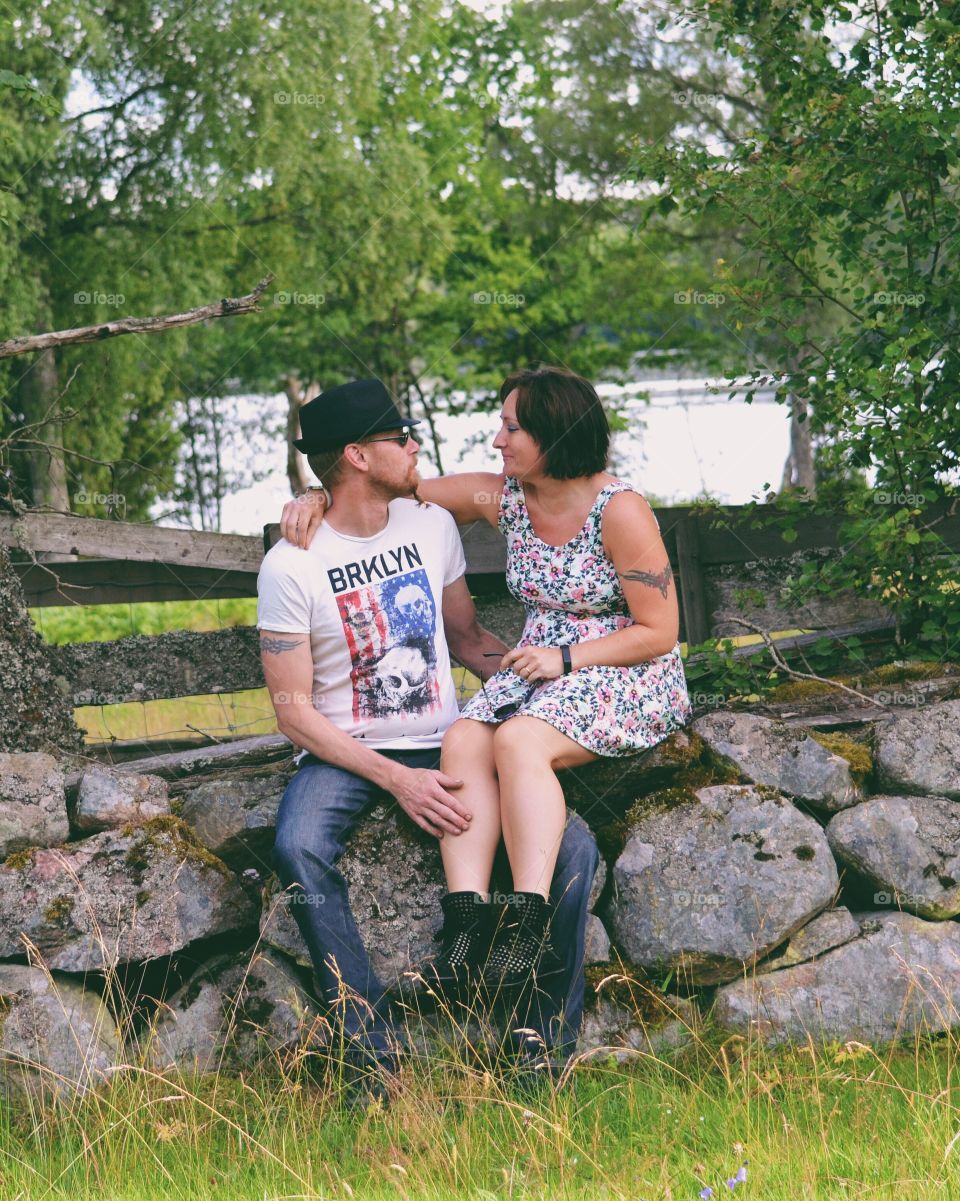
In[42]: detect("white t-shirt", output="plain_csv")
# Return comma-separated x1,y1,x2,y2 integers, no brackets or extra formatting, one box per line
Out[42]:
257,499,466,751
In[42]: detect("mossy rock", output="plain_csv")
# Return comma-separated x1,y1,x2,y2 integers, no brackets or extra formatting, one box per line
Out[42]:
620,758,746,841
121,815,235,881
764,660,960,704
584,963,683,1024
808,730,874,785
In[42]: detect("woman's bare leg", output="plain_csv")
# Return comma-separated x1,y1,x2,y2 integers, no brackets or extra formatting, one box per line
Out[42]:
492,716,598,898
438,718,502,895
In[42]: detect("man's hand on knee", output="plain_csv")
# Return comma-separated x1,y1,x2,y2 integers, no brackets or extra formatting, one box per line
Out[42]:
387,766,472,839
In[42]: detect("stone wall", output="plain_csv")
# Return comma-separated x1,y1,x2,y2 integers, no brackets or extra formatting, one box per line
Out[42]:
1,678,960,1093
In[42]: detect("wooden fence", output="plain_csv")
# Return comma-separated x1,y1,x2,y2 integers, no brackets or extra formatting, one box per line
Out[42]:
6,500,960,718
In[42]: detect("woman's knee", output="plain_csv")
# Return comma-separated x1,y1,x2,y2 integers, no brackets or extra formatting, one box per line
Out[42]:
493,716,550,764
441,718,496,771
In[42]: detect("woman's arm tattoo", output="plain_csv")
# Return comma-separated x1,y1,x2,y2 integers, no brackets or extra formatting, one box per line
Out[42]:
260,635,305,654
619,562,673,598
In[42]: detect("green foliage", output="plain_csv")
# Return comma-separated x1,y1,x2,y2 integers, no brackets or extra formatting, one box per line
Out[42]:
633,0,960,659
3,0,763,515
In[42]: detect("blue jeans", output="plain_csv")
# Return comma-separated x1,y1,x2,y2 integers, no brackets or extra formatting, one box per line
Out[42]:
273,747,599,1060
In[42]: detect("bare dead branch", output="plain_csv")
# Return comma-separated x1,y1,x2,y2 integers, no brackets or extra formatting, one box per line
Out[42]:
0,275,274,360
723,616,895,711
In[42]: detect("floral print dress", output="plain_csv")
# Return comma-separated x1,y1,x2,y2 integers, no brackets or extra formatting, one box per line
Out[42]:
460,475,692,756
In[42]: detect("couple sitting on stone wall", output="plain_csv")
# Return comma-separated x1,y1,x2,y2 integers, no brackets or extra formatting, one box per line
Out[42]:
257,369,691,1105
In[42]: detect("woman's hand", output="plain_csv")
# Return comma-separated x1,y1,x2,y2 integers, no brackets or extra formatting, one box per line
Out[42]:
280,489,327,549
499,645,565,683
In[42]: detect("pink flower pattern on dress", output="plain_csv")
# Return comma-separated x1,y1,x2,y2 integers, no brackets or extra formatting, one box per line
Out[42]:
460,475,692,756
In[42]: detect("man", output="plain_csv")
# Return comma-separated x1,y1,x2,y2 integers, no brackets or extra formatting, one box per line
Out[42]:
258,377,598,1102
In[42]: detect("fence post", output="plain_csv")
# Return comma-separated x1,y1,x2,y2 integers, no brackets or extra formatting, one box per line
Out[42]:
675,515,710,646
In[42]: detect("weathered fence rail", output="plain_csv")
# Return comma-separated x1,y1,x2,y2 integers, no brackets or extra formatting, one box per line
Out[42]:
7,502,960,722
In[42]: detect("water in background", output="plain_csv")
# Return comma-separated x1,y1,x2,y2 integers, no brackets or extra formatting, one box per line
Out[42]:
217,377,790,535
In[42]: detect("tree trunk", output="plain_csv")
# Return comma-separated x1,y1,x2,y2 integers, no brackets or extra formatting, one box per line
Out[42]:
284,376,316,495
780,393,816,496
17,348,70,513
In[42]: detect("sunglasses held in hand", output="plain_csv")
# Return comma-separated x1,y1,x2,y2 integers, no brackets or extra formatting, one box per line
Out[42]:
480,653,535,720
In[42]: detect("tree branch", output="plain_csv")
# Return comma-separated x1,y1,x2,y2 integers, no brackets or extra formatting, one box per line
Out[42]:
0,276,274,360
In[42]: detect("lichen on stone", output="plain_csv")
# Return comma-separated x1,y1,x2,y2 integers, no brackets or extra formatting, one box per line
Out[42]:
43,896,73,923
4,847,38,872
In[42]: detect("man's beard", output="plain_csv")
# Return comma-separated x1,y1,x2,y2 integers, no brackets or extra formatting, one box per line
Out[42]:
374,467,421,503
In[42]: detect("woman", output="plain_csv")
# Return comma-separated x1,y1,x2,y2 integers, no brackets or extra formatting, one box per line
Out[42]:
279,366,691,993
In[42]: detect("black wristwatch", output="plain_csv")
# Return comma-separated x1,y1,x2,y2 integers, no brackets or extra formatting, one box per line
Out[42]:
561,645,573,675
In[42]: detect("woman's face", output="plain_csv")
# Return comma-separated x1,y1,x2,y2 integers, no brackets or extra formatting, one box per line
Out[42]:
492,389,546,479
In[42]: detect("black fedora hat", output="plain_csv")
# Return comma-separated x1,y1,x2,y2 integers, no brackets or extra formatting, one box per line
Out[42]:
293,378,420,454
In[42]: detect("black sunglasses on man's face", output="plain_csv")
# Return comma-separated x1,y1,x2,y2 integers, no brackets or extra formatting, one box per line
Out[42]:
364,430,414,447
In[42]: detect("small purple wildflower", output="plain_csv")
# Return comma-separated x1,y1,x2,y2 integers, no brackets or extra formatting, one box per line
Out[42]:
725,1163,749,1190
699,1189,713,1200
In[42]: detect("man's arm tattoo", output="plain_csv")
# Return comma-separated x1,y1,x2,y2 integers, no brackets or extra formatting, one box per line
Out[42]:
619,562,673,599
260,635,305,654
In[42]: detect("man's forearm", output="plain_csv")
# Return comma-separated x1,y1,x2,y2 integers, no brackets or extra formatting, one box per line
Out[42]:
448,622,509,680
278,705,402,792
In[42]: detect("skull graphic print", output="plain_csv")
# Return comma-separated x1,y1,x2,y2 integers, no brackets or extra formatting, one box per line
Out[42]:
335,567,442,721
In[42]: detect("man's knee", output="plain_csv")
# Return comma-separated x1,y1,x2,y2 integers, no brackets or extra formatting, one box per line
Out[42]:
274,784,340,884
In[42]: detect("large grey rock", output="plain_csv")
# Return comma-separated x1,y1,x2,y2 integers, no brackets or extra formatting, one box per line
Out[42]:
826,795,960,919
715,912,960,1045
584,914,611,965
692,712,861,812
147,949,318,1072
0,752,69,859
75,766,170,833
0,818,255,970
0,964,120,1096
758,907,860,973
609,785,839,983
176,773,282,868
875,700,960,800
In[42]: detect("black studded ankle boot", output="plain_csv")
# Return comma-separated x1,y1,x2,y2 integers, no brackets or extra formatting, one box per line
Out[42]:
482,892,565,992
420,891,494,997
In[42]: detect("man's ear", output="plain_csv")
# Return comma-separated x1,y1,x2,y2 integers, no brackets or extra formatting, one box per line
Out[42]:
341,442,370,473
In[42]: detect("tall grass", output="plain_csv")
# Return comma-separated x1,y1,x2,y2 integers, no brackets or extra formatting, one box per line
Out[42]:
2,955,960,1201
